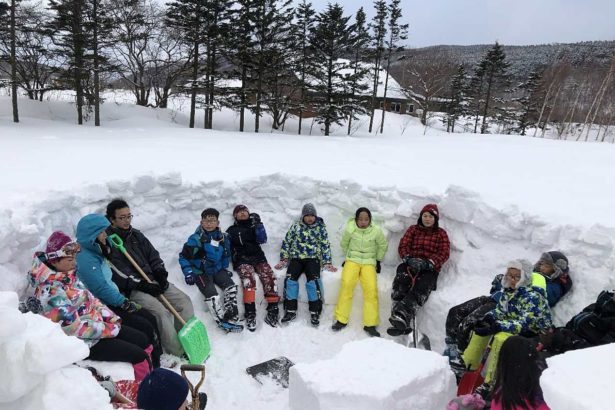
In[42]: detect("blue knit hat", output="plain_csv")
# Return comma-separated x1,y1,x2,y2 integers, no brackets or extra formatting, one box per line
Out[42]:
137,368,189,410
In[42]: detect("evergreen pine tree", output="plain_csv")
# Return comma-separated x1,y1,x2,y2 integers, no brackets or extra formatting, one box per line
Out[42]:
367,0,387,133
444,64,467,132
515,68,543,135
476,42,511,134
345,7,370,135
291,0,315,134
379,0,408,134
309,3,353,136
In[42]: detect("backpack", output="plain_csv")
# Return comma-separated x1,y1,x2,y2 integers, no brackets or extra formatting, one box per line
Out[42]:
569,311,607,345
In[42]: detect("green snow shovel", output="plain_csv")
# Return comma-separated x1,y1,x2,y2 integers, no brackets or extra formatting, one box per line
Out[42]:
108,233,211,364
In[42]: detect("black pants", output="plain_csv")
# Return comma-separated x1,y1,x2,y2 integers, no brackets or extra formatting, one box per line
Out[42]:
195,269,235,299
111,306,162,368
88,325,149,365
445,296,495,350
392,262,439,312
284,258,322,313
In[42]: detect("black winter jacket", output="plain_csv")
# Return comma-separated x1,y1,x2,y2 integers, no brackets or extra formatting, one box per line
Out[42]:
226,215,267,268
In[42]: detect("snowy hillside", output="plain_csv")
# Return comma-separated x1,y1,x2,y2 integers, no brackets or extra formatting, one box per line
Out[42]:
1,96,615,409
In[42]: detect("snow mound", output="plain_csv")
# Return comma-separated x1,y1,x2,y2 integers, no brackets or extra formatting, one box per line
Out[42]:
541,343,615,410
0,291,111,409
289,338,455,410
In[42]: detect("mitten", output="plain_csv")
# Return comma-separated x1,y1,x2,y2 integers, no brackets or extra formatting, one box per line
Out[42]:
185,273,196,286
376,261,381,274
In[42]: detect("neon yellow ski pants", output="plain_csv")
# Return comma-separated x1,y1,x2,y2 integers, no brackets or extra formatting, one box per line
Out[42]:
334,260,379,326
462,331,513,385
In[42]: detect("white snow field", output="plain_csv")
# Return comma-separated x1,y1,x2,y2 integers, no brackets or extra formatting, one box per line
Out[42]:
1,95,615,409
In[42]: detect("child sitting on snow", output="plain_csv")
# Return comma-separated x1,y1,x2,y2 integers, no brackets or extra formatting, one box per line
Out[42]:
179,208,242,332
332,207,388,337
274,203,337,326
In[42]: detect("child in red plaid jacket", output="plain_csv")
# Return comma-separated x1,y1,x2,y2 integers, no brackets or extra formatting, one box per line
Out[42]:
387,203,450,336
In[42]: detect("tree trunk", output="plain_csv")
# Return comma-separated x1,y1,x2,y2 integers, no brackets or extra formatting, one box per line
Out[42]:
189,40,198,128
541,84,562,138
368,57,381,133
239,65,246,132
480,69,494,134
10,0,19,123
379,54,392,134
93,0,100,126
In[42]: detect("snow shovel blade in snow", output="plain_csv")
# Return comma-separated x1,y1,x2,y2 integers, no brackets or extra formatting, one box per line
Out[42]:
246,356,294,388
108,234,211,364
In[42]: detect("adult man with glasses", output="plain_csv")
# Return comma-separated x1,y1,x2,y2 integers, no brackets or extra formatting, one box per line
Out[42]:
106,198,194,357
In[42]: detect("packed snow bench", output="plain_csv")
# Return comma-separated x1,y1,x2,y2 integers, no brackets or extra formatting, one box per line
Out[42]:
289,338,456,410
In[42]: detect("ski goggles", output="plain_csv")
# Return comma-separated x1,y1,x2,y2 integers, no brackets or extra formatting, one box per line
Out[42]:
46,241,81,260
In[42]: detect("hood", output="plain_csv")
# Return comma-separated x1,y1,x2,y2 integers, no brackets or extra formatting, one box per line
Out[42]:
534,251,569,280
76,214,110,251
501,259,531,289
29,252,54,288
417,203,439,229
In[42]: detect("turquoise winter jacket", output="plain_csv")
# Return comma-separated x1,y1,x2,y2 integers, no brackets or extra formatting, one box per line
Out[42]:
76,214,127,308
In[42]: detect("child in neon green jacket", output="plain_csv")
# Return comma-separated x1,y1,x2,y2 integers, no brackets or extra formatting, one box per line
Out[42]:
332,207,388,337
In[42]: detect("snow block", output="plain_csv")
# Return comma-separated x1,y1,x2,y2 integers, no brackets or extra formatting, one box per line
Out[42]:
289,338,456,410
541,343,615,410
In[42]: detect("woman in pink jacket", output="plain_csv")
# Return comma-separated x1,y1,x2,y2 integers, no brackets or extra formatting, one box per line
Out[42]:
490,336,550,410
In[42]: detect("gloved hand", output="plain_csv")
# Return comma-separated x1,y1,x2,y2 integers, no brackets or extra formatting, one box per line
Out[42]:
121,299,141,313
157,277,169,292
153,268,169,292
405,257,426,274
490,274,504,294
341,261,345,267
474,316,499,336
185,273,196,286
249,213,261,226
274,259,288,270
376,261,381,274
323,263,337,272
137,281,163,297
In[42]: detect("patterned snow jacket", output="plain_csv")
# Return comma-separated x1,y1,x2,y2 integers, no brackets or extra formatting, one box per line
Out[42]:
397,224,450,272
76,214,128,308
179,226,231,277
280,217,333,265
226,213,268,268
106,225,168,295
486,285,552,336
341,218,388,266
29,253,121,347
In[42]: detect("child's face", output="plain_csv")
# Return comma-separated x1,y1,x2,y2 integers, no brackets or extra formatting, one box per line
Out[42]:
51,256,76,272
201,215,219,232
504,267,522,288
539,261,555,275
303,215,316,225
421,212,435,228
356,212,371,228
235,210,249,221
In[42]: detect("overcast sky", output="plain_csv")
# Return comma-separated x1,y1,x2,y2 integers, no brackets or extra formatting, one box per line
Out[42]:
307,0,615,47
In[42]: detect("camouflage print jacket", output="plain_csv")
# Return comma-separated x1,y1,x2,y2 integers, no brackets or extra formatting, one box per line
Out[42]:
279,217,333,265
486,285,553,335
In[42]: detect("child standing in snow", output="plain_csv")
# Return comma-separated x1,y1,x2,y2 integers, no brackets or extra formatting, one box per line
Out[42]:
387,203,450,336
332,207,388,337
274,203,337,326
226,204,280,331
179,208,243,332
33,230,156,382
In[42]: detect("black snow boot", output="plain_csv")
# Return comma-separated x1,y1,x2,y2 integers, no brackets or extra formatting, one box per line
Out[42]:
310,311,320,327
281,310,297,324
264,303,279,327
223,285,239,323
363,326,381,337
331,321,347,331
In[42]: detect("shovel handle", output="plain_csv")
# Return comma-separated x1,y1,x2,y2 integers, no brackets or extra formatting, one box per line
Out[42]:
181,364,206,407
107,234,186,326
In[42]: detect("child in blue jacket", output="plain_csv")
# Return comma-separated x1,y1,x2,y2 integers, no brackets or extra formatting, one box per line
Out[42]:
179,208,242,331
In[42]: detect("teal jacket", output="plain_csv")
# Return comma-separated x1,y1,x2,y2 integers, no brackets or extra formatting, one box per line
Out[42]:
76,214,127,308
341,218,388,266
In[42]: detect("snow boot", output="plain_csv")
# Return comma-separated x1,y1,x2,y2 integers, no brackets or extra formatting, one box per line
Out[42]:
363,326,380,337
310,312,320,327
245,312,257,332
222,285,239,323
331,321,347,331
386,327,412,336
264,303,279,327
281,310,297,324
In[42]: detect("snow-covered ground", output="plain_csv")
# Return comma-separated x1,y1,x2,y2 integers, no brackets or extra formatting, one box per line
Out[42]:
1,95,615,409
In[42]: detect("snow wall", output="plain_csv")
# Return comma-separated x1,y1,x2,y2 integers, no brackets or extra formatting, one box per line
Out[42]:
1,172,614,351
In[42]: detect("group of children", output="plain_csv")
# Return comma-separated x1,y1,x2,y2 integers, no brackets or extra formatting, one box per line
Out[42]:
25,196,611,410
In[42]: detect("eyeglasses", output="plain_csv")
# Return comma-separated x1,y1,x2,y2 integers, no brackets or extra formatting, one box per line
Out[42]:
46,241,81,259
505,273,522,280
115,214,133,221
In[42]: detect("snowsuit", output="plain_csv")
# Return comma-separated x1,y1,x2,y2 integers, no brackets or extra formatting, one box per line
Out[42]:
462,282,552,385
391,205,450,329
179,226,239,323
31,249,153,381
280,217,333,315
334,217,388,326
226,213,279,317
106,225,194,357
75,214,162,364
533,251,573,307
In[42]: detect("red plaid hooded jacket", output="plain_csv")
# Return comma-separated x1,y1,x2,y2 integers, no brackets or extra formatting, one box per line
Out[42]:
397,204,450,272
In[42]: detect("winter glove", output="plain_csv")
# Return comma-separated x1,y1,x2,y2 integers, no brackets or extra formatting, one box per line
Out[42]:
405,257,427,274
185,273,196,286
153,268,169,291
274,259,288,270
249,213,261,226
490,274,504,294
136,281,163,297
341,261,345,267
157,277,169,292
474,316,499,336
323,263,337,272
376,261,381,274
121,299,141,313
